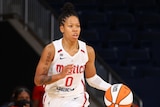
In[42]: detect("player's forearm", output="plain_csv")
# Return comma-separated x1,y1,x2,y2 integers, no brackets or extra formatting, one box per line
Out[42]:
34,74,63,86
86,74,112,91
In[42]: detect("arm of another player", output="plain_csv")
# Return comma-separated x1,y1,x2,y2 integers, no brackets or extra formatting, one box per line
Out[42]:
85,45,111,91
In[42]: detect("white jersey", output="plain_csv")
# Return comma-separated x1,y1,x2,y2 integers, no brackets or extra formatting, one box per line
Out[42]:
45,38,88,97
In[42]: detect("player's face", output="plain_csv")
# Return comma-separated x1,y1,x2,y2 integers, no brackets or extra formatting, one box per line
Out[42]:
61,16,81,41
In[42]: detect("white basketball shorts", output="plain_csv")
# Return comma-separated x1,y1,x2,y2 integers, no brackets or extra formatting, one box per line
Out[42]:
43,92,90,107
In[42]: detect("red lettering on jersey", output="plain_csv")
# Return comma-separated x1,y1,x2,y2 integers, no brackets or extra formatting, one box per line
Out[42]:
56,64,85,74
56,64,63,72
71,65,85,74
79,65,85,73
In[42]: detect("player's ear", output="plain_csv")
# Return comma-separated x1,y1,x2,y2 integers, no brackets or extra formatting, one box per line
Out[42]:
60,25,64,34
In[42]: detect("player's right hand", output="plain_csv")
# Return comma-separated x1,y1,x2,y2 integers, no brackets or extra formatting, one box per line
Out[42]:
60,64,73,78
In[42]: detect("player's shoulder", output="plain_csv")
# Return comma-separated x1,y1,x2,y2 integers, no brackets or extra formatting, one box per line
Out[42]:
78,40,94,52
44,38,62,50
45,42,54,50
41,42,55,57
78,39,94,52
86,44,95,54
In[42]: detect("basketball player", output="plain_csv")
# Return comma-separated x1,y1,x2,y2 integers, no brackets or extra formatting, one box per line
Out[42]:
34,2,111,107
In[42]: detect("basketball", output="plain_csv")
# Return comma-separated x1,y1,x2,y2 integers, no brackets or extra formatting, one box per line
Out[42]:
104,83,133,107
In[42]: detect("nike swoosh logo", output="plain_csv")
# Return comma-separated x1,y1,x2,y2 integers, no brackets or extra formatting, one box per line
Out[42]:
60,57,65,60
73,97,78,101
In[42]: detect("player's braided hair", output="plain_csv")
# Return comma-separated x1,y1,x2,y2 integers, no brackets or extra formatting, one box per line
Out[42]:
58,2,79,26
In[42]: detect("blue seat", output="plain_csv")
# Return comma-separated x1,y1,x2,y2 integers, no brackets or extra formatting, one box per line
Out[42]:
126,0,158,13
97,48,118,66
125,48,151,67
143,22,160,31
100,30,132,49
97,0,126,5
107,12,135,23
79,11,107,29
137,66,160,77
135,12,160,30
106,12,135,30
71,0,97,12
71,0,97,6
111,65,142,79
136,30,160,40
151,41,160,66
97,0,127,13
80,29,101,49
126,76,160,107
135,12,160,23
87,20,110,31
115,21,137,39
116,48,151,67
134,30,160,49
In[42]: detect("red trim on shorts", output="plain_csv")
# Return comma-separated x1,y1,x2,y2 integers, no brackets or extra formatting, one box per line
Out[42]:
82,93,87,107
81,79,86,91
81,79,87,107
